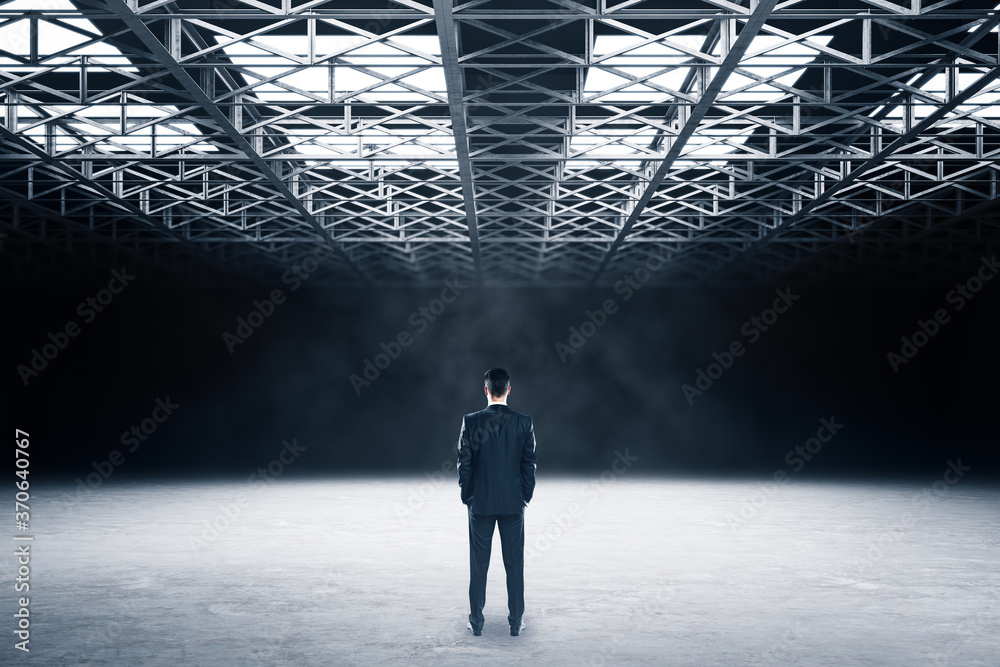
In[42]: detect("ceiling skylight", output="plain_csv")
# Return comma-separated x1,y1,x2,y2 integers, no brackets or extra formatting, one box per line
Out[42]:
571,33,833,170
1,0,216,156
874,64,1000,130
214,33,452,167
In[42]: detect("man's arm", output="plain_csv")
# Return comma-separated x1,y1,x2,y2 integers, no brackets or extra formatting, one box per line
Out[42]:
457,415,474,505
520,417,537,505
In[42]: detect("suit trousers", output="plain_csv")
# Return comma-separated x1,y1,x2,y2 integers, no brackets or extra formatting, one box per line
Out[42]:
467,507,524,632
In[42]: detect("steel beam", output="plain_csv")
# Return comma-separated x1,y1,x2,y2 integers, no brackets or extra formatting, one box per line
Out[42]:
587,0,781,284
86,0,370,284
432,0,483,281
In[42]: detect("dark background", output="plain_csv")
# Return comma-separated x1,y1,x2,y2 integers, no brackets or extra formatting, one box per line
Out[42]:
8,257,998,482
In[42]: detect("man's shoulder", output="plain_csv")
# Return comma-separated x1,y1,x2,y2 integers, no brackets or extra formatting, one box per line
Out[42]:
464,406,532,422
508,407,531,422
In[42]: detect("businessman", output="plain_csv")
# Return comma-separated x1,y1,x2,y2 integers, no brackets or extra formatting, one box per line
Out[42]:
457,368,537,637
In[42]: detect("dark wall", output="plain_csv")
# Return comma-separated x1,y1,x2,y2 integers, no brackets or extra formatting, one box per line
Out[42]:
9,261,999,482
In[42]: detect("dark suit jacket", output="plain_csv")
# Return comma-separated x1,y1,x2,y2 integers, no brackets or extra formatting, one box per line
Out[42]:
457,404,537,515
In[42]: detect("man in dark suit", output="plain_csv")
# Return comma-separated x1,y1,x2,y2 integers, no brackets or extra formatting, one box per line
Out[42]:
457,368,537,637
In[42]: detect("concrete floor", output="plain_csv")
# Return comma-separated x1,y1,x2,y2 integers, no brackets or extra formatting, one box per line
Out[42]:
3,475,998,665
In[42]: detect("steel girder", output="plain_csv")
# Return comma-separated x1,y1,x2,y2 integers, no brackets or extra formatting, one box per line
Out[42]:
2,0,1000,286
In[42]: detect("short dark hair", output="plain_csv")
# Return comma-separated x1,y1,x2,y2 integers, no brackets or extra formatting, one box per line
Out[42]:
484,368,510,398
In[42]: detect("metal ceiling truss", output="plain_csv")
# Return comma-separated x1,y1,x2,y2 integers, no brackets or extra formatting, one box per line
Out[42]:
3,0,1000,286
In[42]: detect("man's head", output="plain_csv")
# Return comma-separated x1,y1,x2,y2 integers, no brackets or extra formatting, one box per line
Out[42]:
484,368,511,400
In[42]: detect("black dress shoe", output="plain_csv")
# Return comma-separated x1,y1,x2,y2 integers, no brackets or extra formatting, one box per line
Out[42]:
510,620,525,636
467,622,482,636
